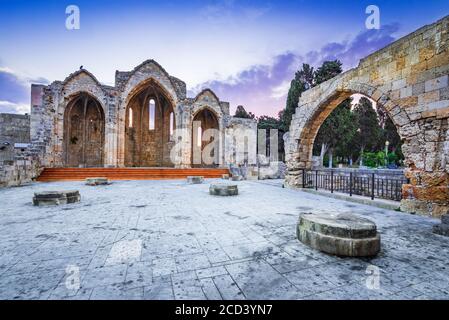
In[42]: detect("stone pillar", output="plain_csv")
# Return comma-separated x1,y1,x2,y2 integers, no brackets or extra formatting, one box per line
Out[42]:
174,105,191,168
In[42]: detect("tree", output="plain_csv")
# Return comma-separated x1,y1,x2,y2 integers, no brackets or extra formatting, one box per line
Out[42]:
281,64,314,132
234,105,255,119
314,60,342,86
382,117,401,150
313,98,357,168
258,114,285,161
351,97,382,166
311,60,344,167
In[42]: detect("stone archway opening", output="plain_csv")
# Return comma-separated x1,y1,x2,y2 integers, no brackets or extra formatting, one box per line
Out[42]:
64,93,105,167
191,108,219,168
124,81,175,167
311,93,404,170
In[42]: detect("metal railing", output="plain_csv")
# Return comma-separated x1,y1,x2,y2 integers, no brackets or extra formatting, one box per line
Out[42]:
301,169,409,201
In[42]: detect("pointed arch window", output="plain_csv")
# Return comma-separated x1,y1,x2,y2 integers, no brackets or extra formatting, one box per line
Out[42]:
169,112,174,136
197,126,202,147
129,108,133,128
149,99,155,130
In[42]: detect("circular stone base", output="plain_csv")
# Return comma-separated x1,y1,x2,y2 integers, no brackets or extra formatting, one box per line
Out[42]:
297,212,380,257
33,190,81,206
187,176,204,184
209,183,238,196
86,177,109,186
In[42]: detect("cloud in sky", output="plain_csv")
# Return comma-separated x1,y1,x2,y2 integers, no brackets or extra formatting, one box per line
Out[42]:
0,67,48,114
0,22,399,116
192,23,400,117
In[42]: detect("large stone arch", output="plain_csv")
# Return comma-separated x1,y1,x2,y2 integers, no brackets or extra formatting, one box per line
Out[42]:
285,15,449,217
116,60,181,167
53,70,108,167
63,92,105,167
188,89,226,167
191,106,221,167
288,82,415,170
121,78,176,167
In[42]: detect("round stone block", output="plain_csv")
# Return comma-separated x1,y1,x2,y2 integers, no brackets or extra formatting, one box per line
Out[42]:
86,177,109,186
33,190,81,206
297,212,380,257
187,176,204,184
209,183,238,196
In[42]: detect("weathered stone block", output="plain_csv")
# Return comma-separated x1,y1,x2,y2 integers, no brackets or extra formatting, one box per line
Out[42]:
297,212,380,257
33,190,80,206
231,175,242,181
209,183,238,196
187,176,204,184
222,174,230,179
433,223,449,237
441,214,449,225
86,177,110,186
425,75,448,92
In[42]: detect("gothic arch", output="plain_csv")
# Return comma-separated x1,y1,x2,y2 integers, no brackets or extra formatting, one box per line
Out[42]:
63,92,105,167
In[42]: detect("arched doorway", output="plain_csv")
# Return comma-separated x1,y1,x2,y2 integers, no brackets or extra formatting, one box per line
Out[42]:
311,94,403,169
191,108,219,167
125,82,175,167
64,93,104,167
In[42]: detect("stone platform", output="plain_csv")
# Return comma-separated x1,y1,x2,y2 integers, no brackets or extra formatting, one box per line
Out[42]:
1,179,448,300
33,190,81,206
297,212,380,257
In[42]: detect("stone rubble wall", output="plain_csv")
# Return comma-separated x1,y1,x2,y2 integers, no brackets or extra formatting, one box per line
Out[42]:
0,113,30,162
0,113,42,187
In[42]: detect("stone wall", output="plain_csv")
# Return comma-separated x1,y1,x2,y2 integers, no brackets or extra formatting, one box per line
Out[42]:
8,59,257,179
0,113,30,162
0,113,42,187
285,15,449,217
224,117,258,166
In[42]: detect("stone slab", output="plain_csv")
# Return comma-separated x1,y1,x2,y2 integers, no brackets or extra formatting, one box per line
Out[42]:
297,212,380,257
86,177,109,186
33,190,81,206
209,183,238,196
187,176,204,184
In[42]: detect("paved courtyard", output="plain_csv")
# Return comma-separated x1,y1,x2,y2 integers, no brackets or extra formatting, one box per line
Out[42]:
0,179,448,300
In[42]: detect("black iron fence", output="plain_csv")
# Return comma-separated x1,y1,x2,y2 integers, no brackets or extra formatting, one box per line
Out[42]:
301,169,409,201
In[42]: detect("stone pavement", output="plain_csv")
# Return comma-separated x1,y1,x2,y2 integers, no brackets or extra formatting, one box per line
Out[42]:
0,179,448,300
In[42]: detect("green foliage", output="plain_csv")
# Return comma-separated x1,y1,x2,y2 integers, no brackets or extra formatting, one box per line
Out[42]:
361,151,401,168
234,105,255,119
281,75,306,132
314,60,342,85
352,97,382,153
362,151,385,168
257,115,282,130
314,98,357,156
281,60,342,132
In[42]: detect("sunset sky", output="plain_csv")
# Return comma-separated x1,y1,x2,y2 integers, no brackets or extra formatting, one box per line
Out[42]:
0,0,448,116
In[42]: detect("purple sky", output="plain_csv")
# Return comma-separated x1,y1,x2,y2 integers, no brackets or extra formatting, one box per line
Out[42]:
0,1,448,116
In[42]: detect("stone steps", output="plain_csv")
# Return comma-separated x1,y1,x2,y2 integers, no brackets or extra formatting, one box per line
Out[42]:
37,168,229,181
